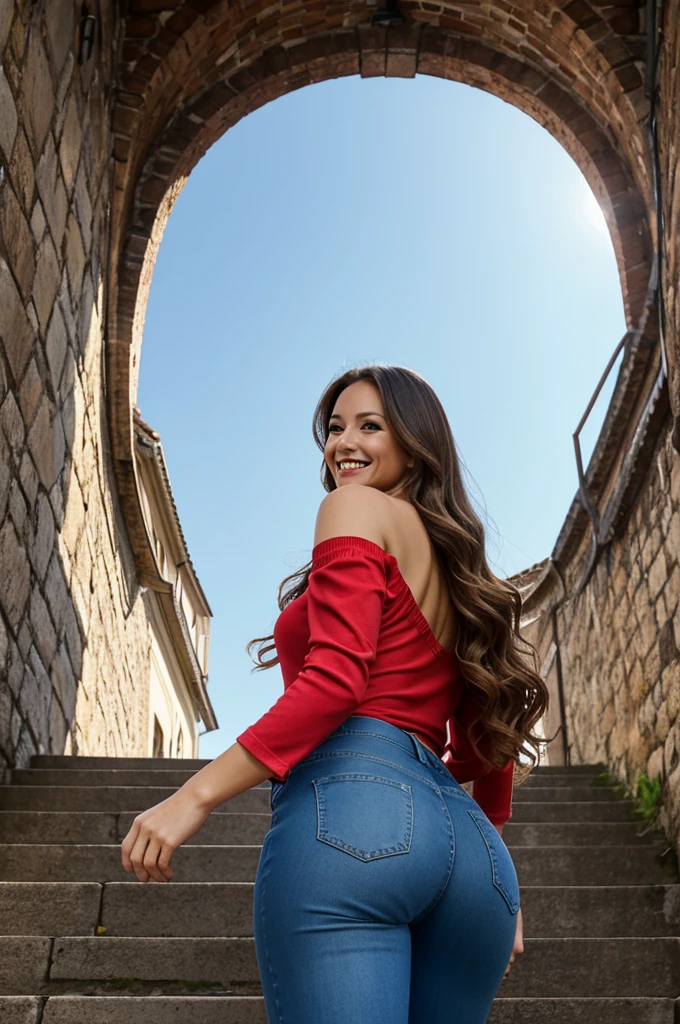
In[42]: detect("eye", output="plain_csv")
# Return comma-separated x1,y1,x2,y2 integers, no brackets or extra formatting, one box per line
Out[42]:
328,421,380,433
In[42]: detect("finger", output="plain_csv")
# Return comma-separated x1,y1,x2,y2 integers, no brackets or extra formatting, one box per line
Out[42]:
120,819,141,873
129,829,151,883
157,844,174,880
142,837,168,883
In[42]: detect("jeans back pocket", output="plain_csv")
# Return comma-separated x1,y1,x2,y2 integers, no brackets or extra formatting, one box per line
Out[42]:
313,773,414,862
467,808,521,914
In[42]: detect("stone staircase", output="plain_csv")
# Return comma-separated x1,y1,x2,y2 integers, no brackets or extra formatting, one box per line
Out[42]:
0,756,679,1022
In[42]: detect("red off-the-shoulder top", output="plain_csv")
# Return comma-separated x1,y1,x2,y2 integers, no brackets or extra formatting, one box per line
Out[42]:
236,535,514,825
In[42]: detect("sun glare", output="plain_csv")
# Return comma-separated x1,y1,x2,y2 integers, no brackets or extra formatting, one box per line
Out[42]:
582,187,609,234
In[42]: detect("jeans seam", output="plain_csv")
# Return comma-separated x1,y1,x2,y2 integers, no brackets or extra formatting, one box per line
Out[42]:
334,725,456,783
467,808,520,914
294,749,470,801
412,790,456,922
257,831,285,1022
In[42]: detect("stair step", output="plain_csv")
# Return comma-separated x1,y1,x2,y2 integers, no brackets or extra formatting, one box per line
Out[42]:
0,883,100,935
509,800,641,822
0,993,675,1024
0,935,674,997
0,787,270,812
0,841,674,884
0,810,660,846
0,880,678,938
11,766,619,794
93,882,680,938
31,757,214,771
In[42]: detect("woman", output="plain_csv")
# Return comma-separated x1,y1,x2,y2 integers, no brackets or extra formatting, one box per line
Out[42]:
121,364,549,1023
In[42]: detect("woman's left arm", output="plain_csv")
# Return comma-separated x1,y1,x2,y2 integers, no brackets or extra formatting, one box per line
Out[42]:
120,741,272,882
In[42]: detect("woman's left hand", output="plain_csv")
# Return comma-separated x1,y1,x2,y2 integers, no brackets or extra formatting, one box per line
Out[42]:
504,906,524,977
121,787,211,882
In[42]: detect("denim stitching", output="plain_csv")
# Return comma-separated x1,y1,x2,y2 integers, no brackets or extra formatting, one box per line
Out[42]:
467,808,520,914
331,724,457,784
257,825,285,1022
313,773,414,860
411,787,456,923
292,749,471,802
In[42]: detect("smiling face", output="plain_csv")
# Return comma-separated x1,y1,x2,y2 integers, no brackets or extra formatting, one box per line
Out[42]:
324,379,415,500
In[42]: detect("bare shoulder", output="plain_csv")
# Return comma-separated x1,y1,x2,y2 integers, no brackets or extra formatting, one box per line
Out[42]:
313,485,391,550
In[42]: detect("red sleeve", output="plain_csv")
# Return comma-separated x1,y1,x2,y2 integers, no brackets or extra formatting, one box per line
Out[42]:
236,538,387,782
441,686,514,826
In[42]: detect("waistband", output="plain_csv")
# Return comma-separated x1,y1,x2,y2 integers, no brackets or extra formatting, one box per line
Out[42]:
327,715,450,776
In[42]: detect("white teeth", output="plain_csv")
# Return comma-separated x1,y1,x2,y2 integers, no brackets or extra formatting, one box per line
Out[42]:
339,461,369,470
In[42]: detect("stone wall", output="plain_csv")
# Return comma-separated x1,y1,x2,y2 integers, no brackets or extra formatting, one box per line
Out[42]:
557,419,680,844
0,0,150,781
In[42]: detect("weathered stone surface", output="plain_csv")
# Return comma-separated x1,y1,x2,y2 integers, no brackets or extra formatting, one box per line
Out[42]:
1,181,35,299
32,233,61,332
0,65,18,160
27,396,65,491
0,519,30,633
20,30,53,157
0,258,35,382
35,133,68,250
0,389,25,462
28,491,55,582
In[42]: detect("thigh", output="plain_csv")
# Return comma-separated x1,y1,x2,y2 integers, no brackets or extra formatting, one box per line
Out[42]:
253,764,436,1024
408,797,520,1024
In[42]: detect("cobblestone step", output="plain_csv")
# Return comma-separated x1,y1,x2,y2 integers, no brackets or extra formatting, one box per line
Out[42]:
3,880,676,938
0,935,678,998
0,840,673,884
0,809,660,846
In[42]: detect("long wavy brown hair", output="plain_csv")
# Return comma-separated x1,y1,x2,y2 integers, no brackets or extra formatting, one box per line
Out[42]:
246,364,549,785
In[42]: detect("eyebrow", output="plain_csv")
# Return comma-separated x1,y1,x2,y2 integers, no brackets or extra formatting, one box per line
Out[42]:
328,411,385,421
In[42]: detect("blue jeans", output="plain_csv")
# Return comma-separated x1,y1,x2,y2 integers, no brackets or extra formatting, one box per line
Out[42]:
253,715,520,1023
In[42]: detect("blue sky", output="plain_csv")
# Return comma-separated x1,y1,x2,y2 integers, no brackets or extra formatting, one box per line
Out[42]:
137,75,627,758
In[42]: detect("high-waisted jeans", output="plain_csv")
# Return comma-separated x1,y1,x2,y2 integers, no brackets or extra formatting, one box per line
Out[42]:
252,715,520,1023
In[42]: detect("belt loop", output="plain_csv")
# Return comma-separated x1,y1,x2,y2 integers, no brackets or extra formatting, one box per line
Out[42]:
406,731,430,765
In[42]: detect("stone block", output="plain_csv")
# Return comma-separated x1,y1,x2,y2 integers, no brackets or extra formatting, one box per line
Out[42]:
27,395,65,492
29,199,46,245
45,0,75,75
29,491,55,581
64,212,85,300
51,638,76,721
45,303,68,391
0,389,25,462
8,478,28,538
10,128,35,211
0,260,36,383
0,519,30,633
29,588,57,667
57,93,81,193
18,453,38,508
1,181,35,300
0,0,13,53
17,358,42,429
32,233,61,332
648,548,667,601
0,936,52,994
20,30,54,158
0,65,18,160
35,134,68,250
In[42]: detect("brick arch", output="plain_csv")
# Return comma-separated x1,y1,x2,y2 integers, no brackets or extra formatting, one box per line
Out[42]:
107,3,654,582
